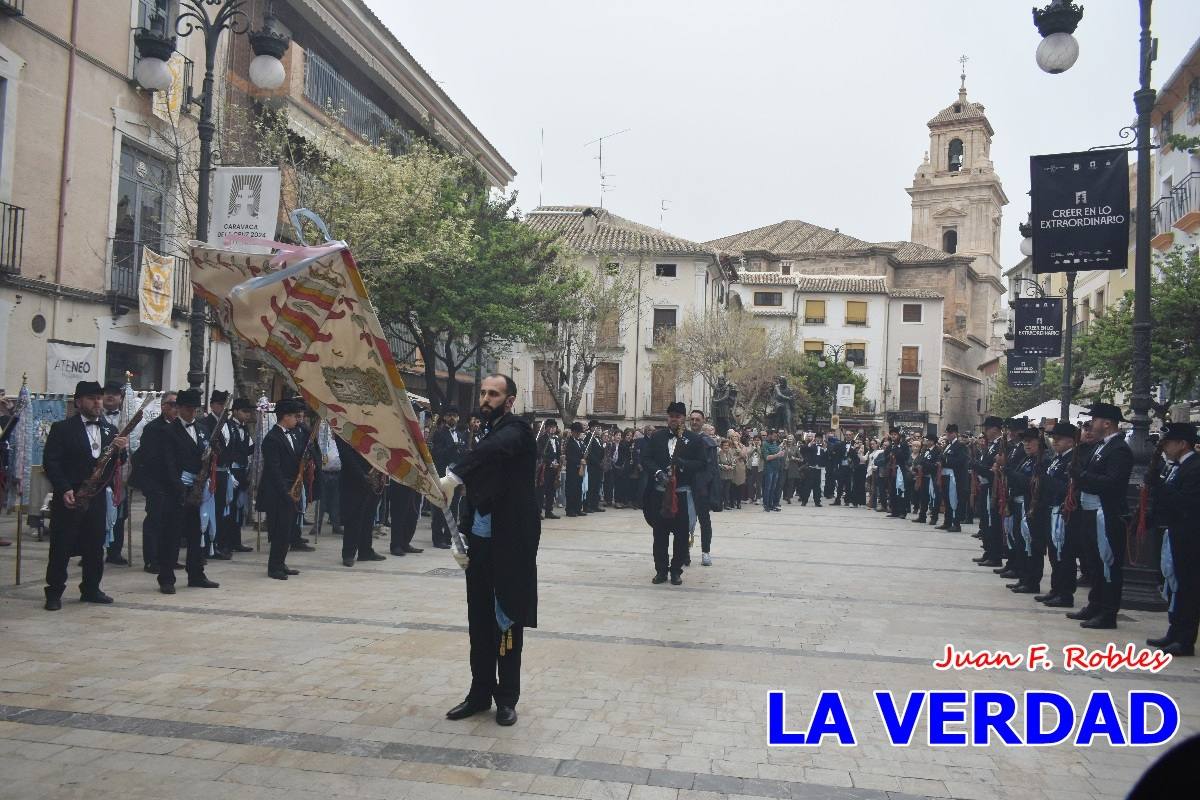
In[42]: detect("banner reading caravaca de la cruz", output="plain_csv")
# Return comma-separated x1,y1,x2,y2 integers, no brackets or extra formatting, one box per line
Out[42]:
1030,148,1129,274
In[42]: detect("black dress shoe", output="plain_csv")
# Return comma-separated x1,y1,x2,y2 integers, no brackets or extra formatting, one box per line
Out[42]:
44,596,62,611
80,591,114,604
445,699,490,720
210,551,232,560
1066,607,1096,620
268,570,289,580
173,563,185,570
1033,592,1057,603
144,564,157,573
343,558,355,567
912,517,927,524
291,543,315,552
1005,581,1024,590
160,584,177,594
978,559,1002,567
389,549,408,556
402,545,423,553
285,568,299,575
433,543,451,549
1163,642,1195,657
544,512,560,519
363,552,386,561
651,573,667,584
105,554,129,566
565,512,579,517
996,569,1018,578
187,578,220,588
495,705,517,726
947,524,962,532
1043,596,1074,608
972,556,990,564
1080,616,1117,630
1146,634,1174,648
670,575,683,586
233,545,254,552
971,532,984,539
1011,584,1040,594
936,523,950,530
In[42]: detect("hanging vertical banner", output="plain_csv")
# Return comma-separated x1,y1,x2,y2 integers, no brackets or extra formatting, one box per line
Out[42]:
46,341,97,394
1007,354,1042,388
1030,148,1129,274
207,167,282,252
836,383,856,409
1013,297,1064,356
139,246,175,327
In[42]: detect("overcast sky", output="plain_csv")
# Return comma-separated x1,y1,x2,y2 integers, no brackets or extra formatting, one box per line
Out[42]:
375,1,1197,262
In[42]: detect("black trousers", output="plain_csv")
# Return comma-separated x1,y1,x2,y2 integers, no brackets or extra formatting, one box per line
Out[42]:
1021,512,1050,587
979,487,1003,560
823,467,836,498
802,468,822,505
1167,527,1200,647
914,481,931,519
1002,506,1025,574
652,495,689,576
1078,509,1125,618
1047,509,1078,599
695,497,713,554
158,501,205,587
586,467,602,509
465,533,522,707
141,490,163,568
388,482,420,551
44,495,107,600
266,505,297,572
834,467,851,503
106,495,129,557
214,472,244,553
540,469,557,515
890,478,910,516
341,486,380,560
565,471,583,514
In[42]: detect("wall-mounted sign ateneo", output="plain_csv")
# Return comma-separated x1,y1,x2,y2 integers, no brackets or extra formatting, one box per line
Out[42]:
1030,148,1129,274
1007,353,1041,388
1013,298,1063,357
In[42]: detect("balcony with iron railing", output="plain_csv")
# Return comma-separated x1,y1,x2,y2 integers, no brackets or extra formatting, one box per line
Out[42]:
1072,319,1089,337
0,0,25,18
302,51,413,154
1151,172,1200,237
0,201,25,276
108,239,192,316
897,357,923,376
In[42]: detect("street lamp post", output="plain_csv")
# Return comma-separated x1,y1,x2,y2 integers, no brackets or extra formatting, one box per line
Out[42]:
1031,0,1162,610
817,343,846,429
134,0,290,391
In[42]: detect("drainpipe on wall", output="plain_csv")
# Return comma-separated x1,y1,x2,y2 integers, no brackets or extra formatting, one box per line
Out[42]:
51,0,81,342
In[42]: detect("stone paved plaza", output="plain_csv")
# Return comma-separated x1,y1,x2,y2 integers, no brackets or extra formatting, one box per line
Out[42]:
0,501,1196,800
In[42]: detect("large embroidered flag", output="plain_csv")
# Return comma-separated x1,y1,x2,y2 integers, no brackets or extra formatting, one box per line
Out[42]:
188,239,448,508
139,246,174,327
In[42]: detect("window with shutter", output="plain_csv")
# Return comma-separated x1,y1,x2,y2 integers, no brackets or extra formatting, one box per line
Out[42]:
899,378,920,411
593,363,619,414
650,364,675,414
900,346,920,375
804,299,825,324
845,301,868,325
532,360,557,410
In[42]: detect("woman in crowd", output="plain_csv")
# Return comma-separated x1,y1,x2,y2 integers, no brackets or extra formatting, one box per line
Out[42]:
729,430,747,509
746,433,763,502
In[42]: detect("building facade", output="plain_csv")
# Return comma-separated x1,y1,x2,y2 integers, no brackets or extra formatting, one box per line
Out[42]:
510,206,728,426
1150,35,1200,255
0,0,511,401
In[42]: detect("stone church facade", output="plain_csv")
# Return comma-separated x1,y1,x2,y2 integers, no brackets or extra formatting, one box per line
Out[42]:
713,80,1006,432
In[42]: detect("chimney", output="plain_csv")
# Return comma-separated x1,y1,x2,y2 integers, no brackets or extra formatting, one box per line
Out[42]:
581,208,599,236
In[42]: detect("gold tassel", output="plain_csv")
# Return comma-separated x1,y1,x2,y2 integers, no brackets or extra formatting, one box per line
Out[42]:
499,634,506,657
507,629,513,653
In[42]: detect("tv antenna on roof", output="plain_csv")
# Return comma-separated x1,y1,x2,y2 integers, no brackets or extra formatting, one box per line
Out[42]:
660,199,670,229
584,128,630,208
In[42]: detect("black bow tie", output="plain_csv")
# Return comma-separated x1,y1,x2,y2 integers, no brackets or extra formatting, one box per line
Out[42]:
85,419,102,427
184,422,195,429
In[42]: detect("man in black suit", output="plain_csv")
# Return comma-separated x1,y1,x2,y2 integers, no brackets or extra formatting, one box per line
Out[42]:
584,419,606,512
802,434,826,507
336,435,387,567
157,389,220,593
430,407,467,548
564,422,586,516
824,434,844,500
1148,422,1200,656
441,374,540,728
1038,422,1080,608
885,429,912,518
42,381,129,610
257,398,305,580
938,424,969,532
100,380,131,566
1065,403,1134,629
536,419,561,519
970,417,1005,567
132,391,177,573
641,402,705,586
913,432,939,524
198,390,228,439
388,480,423,556
212,397,255,558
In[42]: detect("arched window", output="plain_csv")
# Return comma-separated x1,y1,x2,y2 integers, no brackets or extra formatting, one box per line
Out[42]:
948,138,964,172
942,229,958,254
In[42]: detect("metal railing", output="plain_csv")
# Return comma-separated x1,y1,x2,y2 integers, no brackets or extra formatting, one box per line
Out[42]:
303,51,413,154
0,0,25,17
108,239,192,314
1151,172,1200,236
0,201,24,275
1072,319,1089,337
898,357,923,376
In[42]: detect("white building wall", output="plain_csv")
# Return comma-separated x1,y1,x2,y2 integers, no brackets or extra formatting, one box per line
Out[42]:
886,298,946,423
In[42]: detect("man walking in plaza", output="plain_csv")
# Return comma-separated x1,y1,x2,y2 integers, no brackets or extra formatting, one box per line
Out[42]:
440,374,540,727
257,397,305,581
642,402,704,583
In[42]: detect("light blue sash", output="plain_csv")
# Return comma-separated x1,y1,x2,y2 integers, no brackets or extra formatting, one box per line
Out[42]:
1079,492,1112,581
1050,506,1065,556
181,471,217,555
1161,531,1178,611
104,487,117,548
940,468,957,514
1017,498,1032,555
894,465,905,496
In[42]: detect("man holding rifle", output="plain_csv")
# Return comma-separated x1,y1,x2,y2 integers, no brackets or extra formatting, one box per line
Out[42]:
257,398,307,581
157,389,220,594
42,381,129,610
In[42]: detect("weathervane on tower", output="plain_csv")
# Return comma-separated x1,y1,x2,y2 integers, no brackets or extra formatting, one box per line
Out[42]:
959,54,969,91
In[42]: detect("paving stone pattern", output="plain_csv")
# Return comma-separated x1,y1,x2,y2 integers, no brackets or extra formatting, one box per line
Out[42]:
1,501,1196,799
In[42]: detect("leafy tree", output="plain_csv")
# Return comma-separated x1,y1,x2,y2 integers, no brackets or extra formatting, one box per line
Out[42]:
777,347,868,426
1074,246,1200,414
528,258,638,424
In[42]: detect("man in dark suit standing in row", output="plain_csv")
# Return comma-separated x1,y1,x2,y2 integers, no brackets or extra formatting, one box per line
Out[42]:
564,421,586,516
1148,423,1200,656
938,424,969,532
585,419,606,513
802,434,826,507
133,390,177,574
156,389,220,594
430,407,467,549
42,381,129,610
100,380,131,566
257,398,305,580
641,402,705,586
336,435,387,567
1065,403,1133,630
213,398,256,558
198,390,228,439
536,419,561,519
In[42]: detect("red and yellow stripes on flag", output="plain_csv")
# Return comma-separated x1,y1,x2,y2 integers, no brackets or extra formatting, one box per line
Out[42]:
187,240,447,507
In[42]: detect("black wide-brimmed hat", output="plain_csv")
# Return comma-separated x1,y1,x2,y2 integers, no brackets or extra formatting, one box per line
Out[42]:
231,397,255,412
569,421,584,433
209,389,229,404
1019,427,1044,441
1050,422,1079,440
1160,422,1198,446
983,416,1004,429
945,423,959,433
73,380,103,399
102,380,125,394
1004,417,1029,431
274,398,305,416
666,401,687,416
1086,402,1126,423
543,418,559,428
176,389,203,408
923,432,938,441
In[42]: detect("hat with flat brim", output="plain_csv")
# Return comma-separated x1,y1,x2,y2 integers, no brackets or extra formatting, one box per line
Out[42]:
209,390,229,405
274,398,305,416
1019,428,1043,441
102,380,125,394
666,401,687,416
1160,422,1198,447
74,381,103,399
1086,402,1126,423
1050,422,1079,440
983,416,1004,429
231,398,255,412
1004,417,1029,431
176,389,203,408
